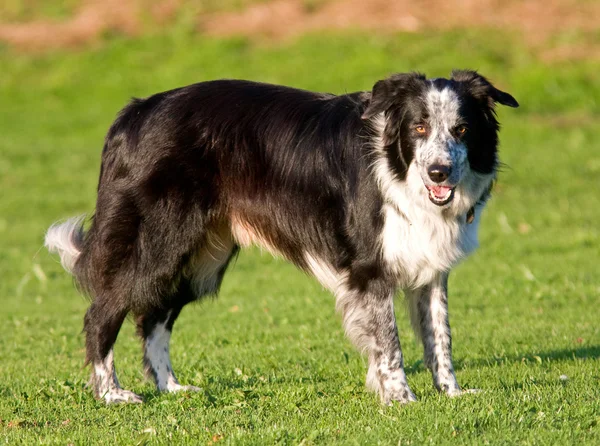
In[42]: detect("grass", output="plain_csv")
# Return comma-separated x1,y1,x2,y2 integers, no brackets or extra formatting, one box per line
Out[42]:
1,27,599,445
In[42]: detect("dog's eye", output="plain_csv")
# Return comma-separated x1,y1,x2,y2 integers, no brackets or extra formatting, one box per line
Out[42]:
456,125,468,135
415,125,427,134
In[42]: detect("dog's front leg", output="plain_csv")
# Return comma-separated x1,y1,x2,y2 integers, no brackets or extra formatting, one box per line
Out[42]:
337,285,416,404
406,272,463,396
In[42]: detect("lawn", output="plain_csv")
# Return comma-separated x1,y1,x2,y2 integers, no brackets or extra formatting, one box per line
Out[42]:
1,27,599,444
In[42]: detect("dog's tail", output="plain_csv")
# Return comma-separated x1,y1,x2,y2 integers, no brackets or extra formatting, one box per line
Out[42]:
45,216,86,275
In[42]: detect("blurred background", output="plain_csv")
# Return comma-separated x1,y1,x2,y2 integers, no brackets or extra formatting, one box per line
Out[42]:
1,1,599,443
3,0,598,292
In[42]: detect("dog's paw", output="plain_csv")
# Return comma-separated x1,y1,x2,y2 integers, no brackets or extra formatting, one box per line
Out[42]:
447,388,480,398
102,389,143,404
165,384,202,393
383,386,417,405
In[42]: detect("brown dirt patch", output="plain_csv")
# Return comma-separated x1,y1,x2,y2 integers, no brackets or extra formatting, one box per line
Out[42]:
201,0,599,42
200,0,600,60
1,0,599,60
0,0,140,50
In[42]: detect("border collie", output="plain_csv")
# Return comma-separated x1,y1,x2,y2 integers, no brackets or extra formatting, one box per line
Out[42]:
45,70,518,404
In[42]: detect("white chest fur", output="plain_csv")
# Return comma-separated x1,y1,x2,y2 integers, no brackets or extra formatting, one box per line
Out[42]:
381,203,482,289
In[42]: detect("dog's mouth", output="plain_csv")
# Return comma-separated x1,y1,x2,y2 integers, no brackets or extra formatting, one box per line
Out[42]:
425,185,455,206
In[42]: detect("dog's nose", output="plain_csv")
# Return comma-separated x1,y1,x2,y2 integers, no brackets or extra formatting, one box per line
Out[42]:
427,164,451,183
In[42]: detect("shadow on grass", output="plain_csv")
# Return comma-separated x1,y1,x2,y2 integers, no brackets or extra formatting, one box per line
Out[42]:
135,374,276,405
452,344,600,372
109,346,600,404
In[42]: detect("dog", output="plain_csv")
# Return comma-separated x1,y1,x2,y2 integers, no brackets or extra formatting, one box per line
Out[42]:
45,70,518,404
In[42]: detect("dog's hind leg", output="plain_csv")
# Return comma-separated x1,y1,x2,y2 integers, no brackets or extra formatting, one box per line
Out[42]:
84,299,142,404
137,230,237,393
137,301,201,393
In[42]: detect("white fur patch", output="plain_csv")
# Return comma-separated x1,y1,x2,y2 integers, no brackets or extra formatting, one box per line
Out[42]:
185,227,235,296
304,252,342,293
144,312,200,393
93,349,142,404
45,216,85,274
426,275,460,394
416,87,466,186
231,216,283,258
425,87,461,133
380,199,469,289
336,288,377,353
367,354,416,404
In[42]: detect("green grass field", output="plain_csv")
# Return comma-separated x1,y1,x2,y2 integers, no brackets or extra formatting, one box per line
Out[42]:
1,26,599,445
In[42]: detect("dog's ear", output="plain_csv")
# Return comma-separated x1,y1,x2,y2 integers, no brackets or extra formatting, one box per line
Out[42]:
362,72,427,120
451,69,519,108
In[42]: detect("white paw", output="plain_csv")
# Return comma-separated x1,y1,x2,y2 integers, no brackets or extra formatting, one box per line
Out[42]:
102,389,143,404
375,368,417,405
386,391,417,405
461,388,481,395
447,388,480,397
165,384,202,393
383,384,417,405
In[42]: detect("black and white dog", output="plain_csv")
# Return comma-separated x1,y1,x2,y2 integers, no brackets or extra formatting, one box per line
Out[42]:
46,70,518,404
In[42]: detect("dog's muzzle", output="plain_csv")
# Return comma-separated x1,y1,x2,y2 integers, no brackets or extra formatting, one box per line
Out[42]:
425,163,455,206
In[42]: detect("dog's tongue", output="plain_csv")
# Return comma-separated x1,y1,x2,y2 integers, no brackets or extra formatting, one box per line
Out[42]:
429,186,452,198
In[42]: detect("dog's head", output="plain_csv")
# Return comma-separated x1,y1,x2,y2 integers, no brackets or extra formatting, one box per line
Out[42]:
363,70,518,216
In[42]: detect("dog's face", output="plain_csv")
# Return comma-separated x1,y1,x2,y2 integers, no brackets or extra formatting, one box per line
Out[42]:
363,70,518,216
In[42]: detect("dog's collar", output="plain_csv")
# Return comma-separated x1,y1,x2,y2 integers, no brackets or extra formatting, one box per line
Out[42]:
466,206,475,224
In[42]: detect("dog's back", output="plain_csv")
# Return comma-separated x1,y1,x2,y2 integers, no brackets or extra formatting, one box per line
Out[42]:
50,80,372,309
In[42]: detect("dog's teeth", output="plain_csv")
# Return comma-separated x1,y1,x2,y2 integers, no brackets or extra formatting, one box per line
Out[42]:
427,186,453,204
429,190,450,201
